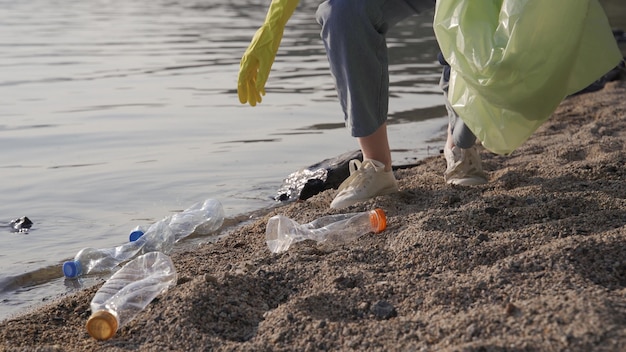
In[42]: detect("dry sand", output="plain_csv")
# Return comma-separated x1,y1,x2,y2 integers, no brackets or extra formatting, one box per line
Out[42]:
2,79,626,351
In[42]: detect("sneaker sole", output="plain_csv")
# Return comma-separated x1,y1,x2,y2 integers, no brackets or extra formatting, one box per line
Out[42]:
447,177,488,186
330,184,399,209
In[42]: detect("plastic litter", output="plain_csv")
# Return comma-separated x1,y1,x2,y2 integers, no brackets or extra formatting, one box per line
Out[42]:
130,198,225,243
62,220,172,279
63,199,224,279
164,198,225,242
265,208,387,253
86,252,177,340
9,216,33,233
128,225,145,242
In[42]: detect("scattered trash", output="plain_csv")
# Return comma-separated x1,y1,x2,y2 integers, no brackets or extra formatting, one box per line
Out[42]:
86,252,177,340
9,217,33,233
275,150,363,202
63,199,224,279
62,220,172,279
265,208,387,253
129,198,224,243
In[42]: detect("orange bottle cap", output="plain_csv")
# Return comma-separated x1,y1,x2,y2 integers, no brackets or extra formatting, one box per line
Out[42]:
86,310,118,341
369,208,387,233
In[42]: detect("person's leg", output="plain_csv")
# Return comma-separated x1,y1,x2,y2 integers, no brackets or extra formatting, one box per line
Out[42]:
438,52,477,149
358,122,391,171
316,0,435,208
316,0,435,171
438,53,488,185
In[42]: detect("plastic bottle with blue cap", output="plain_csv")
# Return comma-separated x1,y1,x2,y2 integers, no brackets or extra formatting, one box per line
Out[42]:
63,199,225,279
128,225,146,242
129,198,225,243
265,208,387,253
86,251,177,340
62,220,172,279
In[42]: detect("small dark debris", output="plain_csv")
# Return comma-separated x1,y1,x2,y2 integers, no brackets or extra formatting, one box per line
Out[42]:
447,195,461,205
484,207,500,215
505,302,519,316
476,233,490,243
10,216,33,233
371,300,397,320
177,276,193,285
334,276,358,290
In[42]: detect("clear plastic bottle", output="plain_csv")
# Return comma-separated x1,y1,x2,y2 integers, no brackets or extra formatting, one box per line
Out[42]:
167,198,225,242
265,208,387,253
136,218,176,255
62,245,140,279
130,198,225,243
63,199,224,279
86,251,177,340
62,220,173,279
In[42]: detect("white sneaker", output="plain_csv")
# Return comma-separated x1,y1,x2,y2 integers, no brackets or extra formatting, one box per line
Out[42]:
444,145,488,185
330,159,398,209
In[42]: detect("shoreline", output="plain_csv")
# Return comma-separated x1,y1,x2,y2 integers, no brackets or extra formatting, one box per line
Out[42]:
2,78,625,351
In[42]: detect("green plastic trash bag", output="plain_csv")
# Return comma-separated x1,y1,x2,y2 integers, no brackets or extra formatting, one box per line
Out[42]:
434,0,622,155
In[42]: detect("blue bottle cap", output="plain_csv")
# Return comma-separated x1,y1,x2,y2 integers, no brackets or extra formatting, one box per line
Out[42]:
129,230,144,242
62,260,82,278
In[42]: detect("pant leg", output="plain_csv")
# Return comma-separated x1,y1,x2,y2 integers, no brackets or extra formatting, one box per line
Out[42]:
438,53,477,148
316,0,435,138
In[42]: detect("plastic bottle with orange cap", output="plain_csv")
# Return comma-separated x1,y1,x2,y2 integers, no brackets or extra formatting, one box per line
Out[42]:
84,208,385,340
265,208,387,253
86,251,177,341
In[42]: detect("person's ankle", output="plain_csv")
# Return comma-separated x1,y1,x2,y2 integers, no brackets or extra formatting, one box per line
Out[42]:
364,158,391,172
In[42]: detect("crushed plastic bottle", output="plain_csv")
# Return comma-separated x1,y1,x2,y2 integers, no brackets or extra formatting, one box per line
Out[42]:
62,220,172,279
131,198,225,243
135,218,176,255
63,199,224,279
265,208,387,253
166,198,225,241
62,246,137,279
86,251,177,341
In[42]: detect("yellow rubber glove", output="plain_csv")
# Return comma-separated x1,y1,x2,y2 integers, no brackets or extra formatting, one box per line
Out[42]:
238,0,299,106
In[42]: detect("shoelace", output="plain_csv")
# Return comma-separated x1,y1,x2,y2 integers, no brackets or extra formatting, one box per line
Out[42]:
337,160,378,192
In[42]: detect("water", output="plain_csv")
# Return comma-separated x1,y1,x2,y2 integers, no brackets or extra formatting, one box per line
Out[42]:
1,0,624,322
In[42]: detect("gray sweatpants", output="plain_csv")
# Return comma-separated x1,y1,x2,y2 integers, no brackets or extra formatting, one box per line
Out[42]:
316,0,476,148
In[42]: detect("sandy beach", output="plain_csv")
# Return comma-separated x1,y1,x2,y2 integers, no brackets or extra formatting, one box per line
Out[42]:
1,75,625,351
